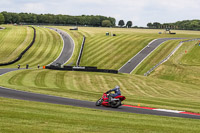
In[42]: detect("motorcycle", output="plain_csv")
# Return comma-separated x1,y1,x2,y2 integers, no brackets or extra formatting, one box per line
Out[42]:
95,93,126,108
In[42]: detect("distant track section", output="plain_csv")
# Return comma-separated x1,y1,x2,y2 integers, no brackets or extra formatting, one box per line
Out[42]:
119,38,184,74
47,27,75,66
0,26,36,66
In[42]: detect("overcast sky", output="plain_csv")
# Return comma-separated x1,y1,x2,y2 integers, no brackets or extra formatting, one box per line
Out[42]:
1,0,200,26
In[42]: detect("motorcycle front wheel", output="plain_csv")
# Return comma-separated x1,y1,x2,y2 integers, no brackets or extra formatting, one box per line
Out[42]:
95,98,103,106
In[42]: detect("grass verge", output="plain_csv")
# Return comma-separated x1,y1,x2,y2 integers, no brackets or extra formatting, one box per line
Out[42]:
0,97,200,133
0,69,200,113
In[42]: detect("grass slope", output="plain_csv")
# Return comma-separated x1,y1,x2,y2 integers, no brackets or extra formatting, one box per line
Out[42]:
0,97,200,133
133,40,183,75
0,26,63,68
0,69,200,113
52,26,200,70
150,40,200,86
0,25,33,64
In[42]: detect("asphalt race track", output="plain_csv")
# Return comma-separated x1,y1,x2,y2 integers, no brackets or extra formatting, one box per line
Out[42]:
0,37,200,120
0,86,200,119
47,27,75,66
119,38,184,74
0,68,20,75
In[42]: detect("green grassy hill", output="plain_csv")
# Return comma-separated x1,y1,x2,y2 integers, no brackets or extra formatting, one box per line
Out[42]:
54,26,200,69
133,39,184,75
0,69,200,113
0,26,63,68
1,26,200,132
0,25,33,64
1,97,199,133
150,41,200,86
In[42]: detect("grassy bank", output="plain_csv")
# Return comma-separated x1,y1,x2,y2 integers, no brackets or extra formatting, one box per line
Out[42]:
0,69,200,113
0,26,63,68
133,39,184,75
54,26,200,70
0,97,199,133
150,40,200,86
0,25,33,64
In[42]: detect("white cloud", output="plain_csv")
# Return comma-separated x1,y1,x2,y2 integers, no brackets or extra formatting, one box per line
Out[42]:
0,0,200,26
20,3,46,13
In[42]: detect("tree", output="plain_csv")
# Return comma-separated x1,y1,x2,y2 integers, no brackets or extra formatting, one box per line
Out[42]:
118,20,125,27
1,11,12,24
102,20,112,27
147,22,153,28
152,22,161,29
126,21,132,28
0,13,5,24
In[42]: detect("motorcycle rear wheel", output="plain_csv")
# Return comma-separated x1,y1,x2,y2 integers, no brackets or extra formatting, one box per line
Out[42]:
95,98,103,106
110,100,121,108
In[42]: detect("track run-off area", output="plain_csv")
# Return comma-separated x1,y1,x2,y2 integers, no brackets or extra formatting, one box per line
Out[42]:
0,26,200,121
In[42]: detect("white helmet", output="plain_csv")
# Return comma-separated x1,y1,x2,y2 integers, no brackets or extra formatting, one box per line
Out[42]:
115,85,120,89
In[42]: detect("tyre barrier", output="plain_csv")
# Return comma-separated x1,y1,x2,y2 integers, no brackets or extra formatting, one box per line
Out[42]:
0,26,36,66
45,65,118,74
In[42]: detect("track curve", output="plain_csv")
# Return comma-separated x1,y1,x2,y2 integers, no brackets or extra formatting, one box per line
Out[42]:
47,27,75,66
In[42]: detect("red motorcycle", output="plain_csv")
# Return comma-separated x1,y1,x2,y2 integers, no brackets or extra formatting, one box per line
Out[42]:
95,93,126,108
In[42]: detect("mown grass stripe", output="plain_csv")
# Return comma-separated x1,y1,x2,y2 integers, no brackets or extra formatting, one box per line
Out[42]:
82,35,131,65
0,26,30,63
35,70,48,87
55,71,66,89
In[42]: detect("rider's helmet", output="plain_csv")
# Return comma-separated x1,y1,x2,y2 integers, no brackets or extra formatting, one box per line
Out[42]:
115,85,120,89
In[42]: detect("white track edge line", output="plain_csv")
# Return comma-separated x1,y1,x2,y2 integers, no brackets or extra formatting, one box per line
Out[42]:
153,109,184,113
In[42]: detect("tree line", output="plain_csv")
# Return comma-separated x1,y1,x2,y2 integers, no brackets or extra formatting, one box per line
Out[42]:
147,20,200,30
0,11,116,27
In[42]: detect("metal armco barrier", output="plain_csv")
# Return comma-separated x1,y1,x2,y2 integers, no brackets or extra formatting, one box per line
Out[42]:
76,36,86,66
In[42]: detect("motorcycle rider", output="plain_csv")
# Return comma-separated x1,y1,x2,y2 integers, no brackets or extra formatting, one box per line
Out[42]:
106,85,121,102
